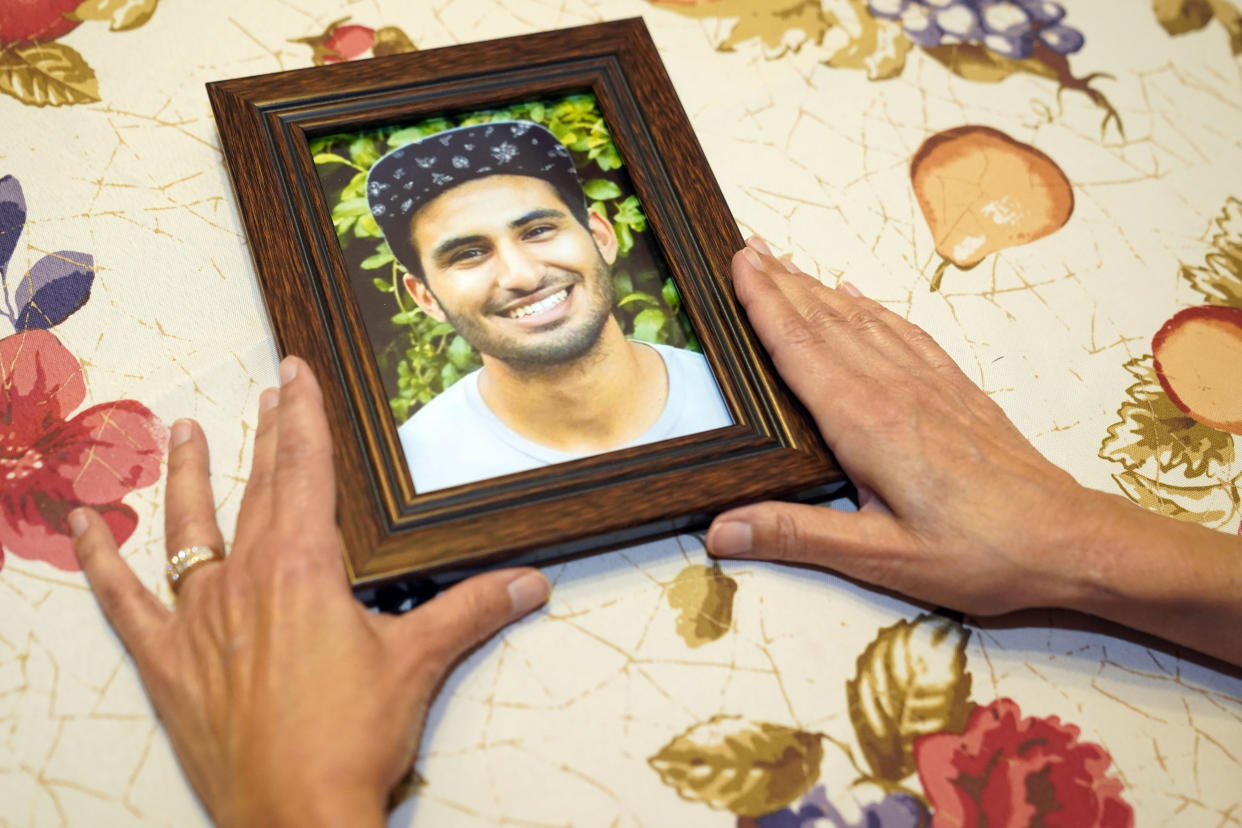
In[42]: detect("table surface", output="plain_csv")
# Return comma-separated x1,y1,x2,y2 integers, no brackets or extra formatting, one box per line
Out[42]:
4,1,1242,825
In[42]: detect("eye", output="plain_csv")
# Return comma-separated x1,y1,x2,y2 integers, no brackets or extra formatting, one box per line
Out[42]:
523,223,557,241
447,246,487,266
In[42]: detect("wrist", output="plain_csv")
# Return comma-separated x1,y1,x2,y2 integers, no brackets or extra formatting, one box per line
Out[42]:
216,775,387,828
1060,488,1242,663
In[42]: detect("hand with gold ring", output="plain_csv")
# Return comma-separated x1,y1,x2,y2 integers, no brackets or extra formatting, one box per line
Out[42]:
69,356,550,825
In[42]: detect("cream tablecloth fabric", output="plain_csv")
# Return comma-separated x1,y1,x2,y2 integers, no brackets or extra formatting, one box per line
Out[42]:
3,0,1241,825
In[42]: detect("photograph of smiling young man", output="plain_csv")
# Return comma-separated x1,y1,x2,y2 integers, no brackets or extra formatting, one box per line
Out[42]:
365,121,732,493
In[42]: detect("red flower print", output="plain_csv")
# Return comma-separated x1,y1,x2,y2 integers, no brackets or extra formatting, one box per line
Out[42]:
0,330,165,571
321,23,375,63
0,0,83,47
915,698,1133,828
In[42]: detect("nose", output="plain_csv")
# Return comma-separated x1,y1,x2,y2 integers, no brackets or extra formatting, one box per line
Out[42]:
494,240,544,293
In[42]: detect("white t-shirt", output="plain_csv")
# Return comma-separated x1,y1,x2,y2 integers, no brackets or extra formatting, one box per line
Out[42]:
399,343,732,492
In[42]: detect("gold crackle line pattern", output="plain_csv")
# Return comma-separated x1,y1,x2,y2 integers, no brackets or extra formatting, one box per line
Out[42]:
2,1,1242,825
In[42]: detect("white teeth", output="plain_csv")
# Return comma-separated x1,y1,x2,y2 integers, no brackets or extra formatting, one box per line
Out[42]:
508,289,568,319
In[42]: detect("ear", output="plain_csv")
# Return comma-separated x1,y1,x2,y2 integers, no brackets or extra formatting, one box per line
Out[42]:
404,273,446,322
588,209,619,266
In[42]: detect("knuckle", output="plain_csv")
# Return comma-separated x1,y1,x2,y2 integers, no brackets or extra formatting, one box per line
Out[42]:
165,512,220,546
771,509,808,558
844,306,884,335
276,435,332,469
165,444,203,476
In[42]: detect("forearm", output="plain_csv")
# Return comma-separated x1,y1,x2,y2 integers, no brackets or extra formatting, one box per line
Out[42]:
1066,490,1242,667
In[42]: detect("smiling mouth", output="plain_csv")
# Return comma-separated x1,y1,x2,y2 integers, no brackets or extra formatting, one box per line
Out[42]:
505,288,569,320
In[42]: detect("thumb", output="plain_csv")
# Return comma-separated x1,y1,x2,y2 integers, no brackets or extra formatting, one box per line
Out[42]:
706,500,914,583
397,567,549,676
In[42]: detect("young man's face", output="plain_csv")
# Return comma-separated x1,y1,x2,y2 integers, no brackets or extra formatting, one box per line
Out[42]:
404,175,619,370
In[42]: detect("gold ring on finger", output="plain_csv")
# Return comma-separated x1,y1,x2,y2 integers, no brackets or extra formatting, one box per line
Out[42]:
166,545,224,593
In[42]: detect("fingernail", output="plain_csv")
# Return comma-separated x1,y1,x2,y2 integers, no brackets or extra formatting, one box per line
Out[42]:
68,508,89,539
779,256,800,274
508,571,550,617
170,419,193,449
279,357,298,386
259,387,280,413
741,247,763,269
839,280,864,298
746,236,773,256
708,521,752,557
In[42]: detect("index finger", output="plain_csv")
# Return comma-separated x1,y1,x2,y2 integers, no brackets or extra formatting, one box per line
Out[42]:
270,356,338,541
731,247,855,414
71,507,170,666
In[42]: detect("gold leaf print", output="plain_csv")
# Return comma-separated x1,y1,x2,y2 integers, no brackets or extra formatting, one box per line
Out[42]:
69,0,158,31
649,0,832,55
1113,469,1240,527
846,613,973,782
821,0,911,80
648,716,823,817
0,43,99,107
922,43,1058,84
1181,196,1242,308
1101,400,1235,479
667,563,737,647
372,26,417,57
1207,0,1242,53
1155,0,1242,52
1153,0,1216,34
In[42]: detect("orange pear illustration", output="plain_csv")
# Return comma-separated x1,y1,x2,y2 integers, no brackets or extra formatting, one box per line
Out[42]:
911,125,1073,291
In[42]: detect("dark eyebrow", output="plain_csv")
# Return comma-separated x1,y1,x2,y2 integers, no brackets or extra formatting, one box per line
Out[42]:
430,233,489,263
429,209,569,263
511,208,566,228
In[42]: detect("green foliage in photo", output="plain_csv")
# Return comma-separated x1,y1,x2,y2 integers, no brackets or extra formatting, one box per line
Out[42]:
311,93,696,423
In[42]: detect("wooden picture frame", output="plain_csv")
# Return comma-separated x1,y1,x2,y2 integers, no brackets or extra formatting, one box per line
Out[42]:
207,17,840,588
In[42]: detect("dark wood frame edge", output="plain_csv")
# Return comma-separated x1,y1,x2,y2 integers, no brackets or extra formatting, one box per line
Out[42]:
207,18,840,587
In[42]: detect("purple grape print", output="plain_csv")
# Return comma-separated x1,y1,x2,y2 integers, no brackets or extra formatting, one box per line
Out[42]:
866,0,1083,55
860,0,1119,137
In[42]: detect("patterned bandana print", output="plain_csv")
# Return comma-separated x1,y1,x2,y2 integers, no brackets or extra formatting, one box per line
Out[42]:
366,121,587,274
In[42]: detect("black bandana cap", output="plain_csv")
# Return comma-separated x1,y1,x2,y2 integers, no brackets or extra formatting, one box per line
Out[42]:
366,121,587,275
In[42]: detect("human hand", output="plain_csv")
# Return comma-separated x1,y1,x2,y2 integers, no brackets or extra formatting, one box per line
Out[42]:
706,238,1108,616
70,357,549,827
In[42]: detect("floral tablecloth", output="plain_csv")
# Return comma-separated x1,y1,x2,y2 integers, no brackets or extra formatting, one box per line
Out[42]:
4,0,1241,825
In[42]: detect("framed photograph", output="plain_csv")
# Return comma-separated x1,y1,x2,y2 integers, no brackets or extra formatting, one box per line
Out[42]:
208,17,840,587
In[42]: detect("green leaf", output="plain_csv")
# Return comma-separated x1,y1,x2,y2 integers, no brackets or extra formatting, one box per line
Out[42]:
612,270,635,299
582,178,622,200
632,308,667,343
446,335,477,370
613,195,647,231
372,277,394,293
349,135,381,169
847,614,974,781
391,311,415,325
361,249,395,270
312,152,358,169
332,197,370,221
618,291,660,310
355,213,380,238
440,362,460,389
662,279,682,316
615,222,634,257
